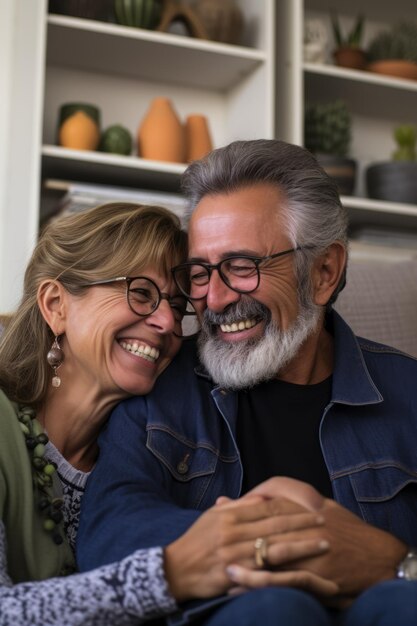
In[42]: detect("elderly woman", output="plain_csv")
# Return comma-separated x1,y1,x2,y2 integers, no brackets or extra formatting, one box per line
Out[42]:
0,202,330,625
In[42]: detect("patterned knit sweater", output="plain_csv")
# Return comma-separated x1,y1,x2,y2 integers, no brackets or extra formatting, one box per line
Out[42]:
0,440,177,625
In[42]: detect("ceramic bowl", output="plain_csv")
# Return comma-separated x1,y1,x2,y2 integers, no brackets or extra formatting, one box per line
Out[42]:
366,161,417,204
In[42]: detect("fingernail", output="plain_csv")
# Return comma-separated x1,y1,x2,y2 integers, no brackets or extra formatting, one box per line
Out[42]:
316,515,325,524
319,540,330,550
226,565,239,580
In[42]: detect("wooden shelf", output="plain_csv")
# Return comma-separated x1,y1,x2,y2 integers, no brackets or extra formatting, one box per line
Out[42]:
46,15,266,91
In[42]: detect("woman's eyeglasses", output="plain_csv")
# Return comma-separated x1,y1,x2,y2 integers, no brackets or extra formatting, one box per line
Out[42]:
80,276,199,339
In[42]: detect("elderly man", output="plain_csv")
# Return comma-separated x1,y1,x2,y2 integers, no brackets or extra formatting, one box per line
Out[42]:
78,140,417,625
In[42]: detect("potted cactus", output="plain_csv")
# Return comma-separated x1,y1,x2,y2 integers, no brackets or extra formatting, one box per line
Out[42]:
114,0,164,29
367,22,417,80
331,13,367,70
304,100,356,195
366,124,417,204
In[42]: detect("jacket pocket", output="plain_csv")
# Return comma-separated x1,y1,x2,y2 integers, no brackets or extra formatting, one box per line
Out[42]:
349,463,417,545
350,463,417,503
146,426,218,508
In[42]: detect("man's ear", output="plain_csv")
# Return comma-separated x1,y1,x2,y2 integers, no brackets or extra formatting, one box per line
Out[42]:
311,242,347,307
37,280,68,335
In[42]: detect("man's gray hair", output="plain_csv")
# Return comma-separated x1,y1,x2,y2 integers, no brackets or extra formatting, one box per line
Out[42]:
181,139,349,305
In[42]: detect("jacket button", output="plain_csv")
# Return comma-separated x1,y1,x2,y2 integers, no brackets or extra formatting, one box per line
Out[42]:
177,461,189,474
177,453,190,475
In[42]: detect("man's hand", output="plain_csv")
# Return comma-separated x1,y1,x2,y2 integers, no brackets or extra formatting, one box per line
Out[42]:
289,498,407,601
243,476,325,512
238,477,408,604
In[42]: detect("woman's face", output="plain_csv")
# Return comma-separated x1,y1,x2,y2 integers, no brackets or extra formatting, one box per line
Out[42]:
60,267,182,399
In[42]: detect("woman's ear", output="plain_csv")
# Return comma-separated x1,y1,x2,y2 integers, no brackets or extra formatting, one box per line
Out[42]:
311,242,347,306
37,280,67,335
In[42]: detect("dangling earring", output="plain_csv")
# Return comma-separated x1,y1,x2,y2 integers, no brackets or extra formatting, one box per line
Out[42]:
46,335,65,388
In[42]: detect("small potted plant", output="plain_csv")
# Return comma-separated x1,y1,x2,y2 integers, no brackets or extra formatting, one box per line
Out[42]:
331,13,366,70
304,99,356,196
367,22,417,80
366,124,417,204
114,0,165,30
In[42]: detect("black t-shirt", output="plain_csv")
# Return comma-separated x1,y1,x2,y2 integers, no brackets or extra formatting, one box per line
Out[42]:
236,376,333,498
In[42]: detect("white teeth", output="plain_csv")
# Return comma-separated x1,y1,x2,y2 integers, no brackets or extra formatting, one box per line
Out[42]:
220,319,257,333
120,341,159,362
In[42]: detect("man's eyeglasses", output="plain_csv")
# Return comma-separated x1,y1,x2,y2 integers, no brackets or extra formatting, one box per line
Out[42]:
172,247,313,301
80,276,199,339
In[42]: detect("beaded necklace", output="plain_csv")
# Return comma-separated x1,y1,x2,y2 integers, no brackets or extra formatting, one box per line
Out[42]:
16,405,65,546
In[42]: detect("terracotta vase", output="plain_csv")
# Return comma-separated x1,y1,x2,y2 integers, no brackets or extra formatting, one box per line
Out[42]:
138,97,186,163
58,103,101,151
194,0,243,44
185,114,213,162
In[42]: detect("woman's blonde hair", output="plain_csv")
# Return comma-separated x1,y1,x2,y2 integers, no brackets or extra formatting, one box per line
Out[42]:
0,202,187,407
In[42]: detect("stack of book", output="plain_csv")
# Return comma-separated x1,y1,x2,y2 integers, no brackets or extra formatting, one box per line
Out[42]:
43,180,188,224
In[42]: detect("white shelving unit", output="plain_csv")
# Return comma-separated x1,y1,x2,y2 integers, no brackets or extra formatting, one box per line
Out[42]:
2,0,417,310
298,0,417,235
1,0,274,311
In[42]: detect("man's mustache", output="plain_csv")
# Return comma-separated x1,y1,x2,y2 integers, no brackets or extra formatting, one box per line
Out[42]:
201,297,271,330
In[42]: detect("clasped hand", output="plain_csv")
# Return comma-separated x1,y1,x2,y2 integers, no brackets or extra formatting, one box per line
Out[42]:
164,477,407,606
224,477,407,607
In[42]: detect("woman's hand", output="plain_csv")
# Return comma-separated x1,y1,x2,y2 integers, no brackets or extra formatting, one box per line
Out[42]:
163,495,329,602
226,562,339,598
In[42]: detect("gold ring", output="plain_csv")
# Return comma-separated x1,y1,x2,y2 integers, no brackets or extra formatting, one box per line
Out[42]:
254,537,268,569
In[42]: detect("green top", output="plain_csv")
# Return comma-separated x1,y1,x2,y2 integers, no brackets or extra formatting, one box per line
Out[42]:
0,389,75,582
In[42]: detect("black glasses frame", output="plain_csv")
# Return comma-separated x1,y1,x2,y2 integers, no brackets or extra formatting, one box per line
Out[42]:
79,276,197,339
172,246,314,301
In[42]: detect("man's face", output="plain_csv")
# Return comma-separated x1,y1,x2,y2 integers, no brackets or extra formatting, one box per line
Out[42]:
188,183,321,389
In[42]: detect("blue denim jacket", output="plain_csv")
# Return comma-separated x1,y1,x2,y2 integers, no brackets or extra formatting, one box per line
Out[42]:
78,311,417,578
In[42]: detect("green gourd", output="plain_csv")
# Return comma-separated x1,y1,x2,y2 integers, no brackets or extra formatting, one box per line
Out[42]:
99,124,133,155
114,0,164,29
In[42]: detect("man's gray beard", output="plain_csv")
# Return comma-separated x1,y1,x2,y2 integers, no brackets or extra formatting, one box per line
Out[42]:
197,297,322,390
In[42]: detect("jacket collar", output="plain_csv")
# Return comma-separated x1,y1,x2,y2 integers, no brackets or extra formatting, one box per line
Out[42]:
195,309,383,407
330,309,382,406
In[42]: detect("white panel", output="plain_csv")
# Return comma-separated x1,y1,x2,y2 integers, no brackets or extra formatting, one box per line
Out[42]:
275,0,303,143
0,0,15,308
0,0,47,311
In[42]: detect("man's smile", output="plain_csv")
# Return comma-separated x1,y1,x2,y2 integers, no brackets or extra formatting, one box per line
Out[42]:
219,318,259,333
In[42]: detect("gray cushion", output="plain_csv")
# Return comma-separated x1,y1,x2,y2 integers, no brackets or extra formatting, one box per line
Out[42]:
334,260,417,358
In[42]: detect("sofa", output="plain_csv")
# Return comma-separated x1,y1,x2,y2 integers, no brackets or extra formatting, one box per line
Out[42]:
334,259,417,358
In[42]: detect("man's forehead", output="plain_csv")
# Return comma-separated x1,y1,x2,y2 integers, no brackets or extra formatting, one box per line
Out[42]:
188,202,289,262
190,189,284,235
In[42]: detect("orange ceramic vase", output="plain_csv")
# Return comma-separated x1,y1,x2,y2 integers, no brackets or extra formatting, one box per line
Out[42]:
185,114,213,162
138,97,186,163
58,104,101,151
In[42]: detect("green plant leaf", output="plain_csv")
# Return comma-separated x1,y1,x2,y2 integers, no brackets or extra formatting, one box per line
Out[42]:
331,13,343,47
331,13,364,48
348,14,364,46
